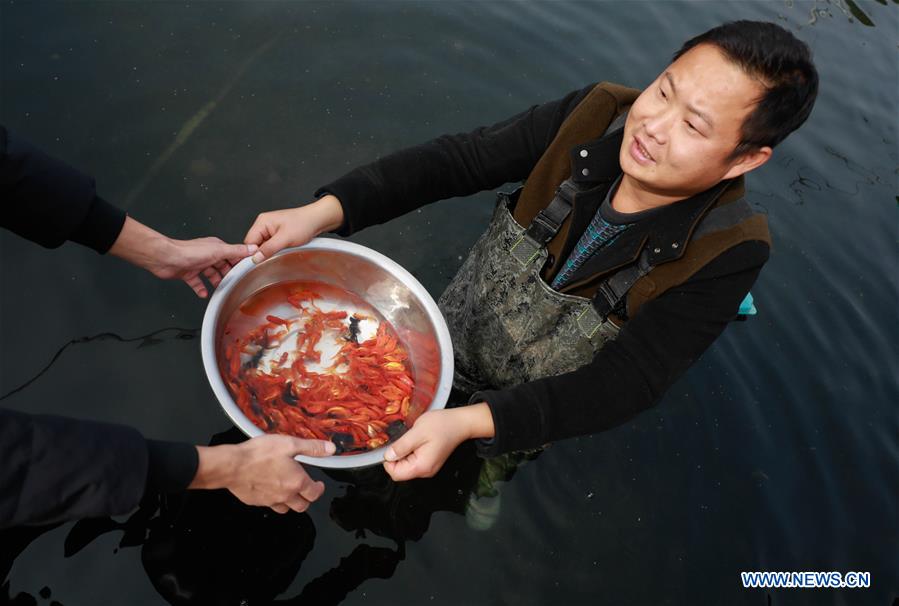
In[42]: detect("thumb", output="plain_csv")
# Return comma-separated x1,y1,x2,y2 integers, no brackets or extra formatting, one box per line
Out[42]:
252,231,291,264
219,242,257,264
290,438,337,457
384,430,423,462
229,242,257,258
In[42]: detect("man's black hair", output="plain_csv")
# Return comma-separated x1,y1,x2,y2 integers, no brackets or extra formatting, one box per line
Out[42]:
674,20,819,158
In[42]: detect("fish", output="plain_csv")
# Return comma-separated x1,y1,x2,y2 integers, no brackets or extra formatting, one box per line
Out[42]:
345,315,362,344
223,287,416,454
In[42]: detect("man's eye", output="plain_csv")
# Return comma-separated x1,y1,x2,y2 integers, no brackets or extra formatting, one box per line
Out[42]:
659,87,667,99
686,121,697,131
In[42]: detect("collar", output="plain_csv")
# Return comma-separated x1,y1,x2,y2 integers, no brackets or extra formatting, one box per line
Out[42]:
569,126,623,185
560,126,745,284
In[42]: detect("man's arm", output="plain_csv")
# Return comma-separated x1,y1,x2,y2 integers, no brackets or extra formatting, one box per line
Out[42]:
0,408,337,528
474,241,770,455
107,216,256,298
190,435,334,515
1,126,255,297
318,84,596,236
0,129,333,526
0,125,122,252
0,408,149,528
382,241,768,480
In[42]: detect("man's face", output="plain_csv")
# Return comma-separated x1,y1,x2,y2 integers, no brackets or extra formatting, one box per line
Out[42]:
620,43,767,200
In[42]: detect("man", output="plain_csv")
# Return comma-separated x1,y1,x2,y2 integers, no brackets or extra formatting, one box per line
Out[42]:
243,21,818,481
0,126,334,528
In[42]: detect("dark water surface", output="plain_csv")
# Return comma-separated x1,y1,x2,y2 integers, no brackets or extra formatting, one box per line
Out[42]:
1,2,896,605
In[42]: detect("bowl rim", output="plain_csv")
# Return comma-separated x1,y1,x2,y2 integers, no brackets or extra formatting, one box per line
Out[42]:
200,238,454,469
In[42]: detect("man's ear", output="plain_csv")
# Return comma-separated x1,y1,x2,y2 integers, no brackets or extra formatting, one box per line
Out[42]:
723,146,772,180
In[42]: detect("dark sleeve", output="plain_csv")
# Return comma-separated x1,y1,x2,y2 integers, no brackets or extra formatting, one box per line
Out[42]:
315,84,597,236
0,126,126,253
473,241,770,457
145,439,199,494
0,408,149,528
0,410,199,528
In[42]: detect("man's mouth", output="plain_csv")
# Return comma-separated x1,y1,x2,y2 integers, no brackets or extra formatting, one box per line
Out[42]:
630,135,655,165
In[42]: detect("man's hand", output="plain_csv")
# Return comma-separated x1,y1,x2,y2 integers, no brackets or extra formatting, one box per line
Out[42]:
244,194,345,264
191,434,337,513
382,403,495,481
151,236,256,297
108,216,256,297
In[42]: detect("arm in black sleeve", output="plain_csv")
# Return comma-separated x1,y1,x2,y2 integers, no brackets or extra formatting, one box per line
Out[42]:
0,408,149,528
474,241,770,456
0,126,126,253
0,410,199,528
145,439,199,494
1,128,198,526
316,84,597,236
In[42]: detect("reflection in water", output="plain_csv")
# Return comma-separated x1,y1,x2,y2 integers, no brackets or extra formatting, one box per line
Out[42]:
0,329,520,604
142,485,316,604
802,0,880,28
841,0,877,27
3,2,896,601
1,524,62,604
0,328,200,402
1,425,529,605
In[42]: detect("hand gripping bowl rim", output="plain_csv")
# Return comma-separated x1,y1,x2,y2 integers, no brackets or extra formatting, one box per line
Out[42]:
200,238,454,469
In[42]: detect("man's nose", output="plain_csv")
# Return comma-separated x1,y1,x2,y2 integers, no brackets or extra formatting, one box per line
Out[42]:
644,110,671,145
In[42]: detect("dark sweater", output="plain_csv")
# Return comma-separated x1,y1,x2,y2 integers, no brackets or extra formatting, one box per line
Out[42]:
316,84,769,456
0,126,198,527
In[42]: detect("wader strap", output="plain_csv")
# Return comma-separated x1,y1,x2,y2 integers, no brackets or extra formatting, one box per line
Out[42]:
510,178,578,268
508,112,626,269
592,249,654,319
576,304,607,339
591,197,757,320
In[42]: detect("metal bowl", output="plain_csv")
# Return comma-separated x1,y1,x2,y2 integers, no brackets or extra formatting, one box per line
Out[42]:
200,238,454,469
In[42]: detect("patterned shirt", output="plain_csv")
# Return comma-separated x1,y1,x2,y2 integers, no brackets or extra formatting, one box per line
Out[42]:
551,176,657,290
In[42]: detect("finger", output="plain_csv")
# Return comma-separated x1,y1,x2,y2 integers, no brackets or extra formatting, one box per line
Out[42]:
383,455,422,482
214,259,232,277
290,438,337,458
244,216,272,246
221,242,257,264
383,429,425,462
203,266,223,288
270,504,290,514
253,231,293,264
297,479,326,504
284,494,312,514
185,275,207,298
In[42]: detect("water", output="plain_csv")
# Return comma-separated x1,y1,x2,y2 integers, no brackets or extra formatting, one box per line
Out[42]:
221,280,407,452
1,1,896,605
223,281,383,376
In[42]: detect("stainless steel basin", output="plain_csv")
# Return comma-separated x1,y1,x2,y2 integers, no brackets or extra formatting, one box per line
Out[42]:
200,238,454,469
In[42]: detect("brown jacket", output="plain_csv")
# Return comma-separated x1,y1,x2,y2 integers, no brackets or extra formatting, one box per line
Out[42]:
512,82,771,320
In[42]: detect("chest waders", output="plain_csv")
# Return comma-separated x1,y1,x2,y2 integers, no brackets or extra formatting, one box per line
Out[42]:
441,185,757,530
438,180,757,396
439,111,635,394
438,183,615,393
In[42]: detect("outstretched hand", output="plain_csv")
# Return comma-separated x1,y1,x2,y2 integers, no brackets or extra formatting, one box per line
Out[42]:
153,236,256,298
192,434,337,514
108,216,256,298
382,404,495,482
244,194,345,264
